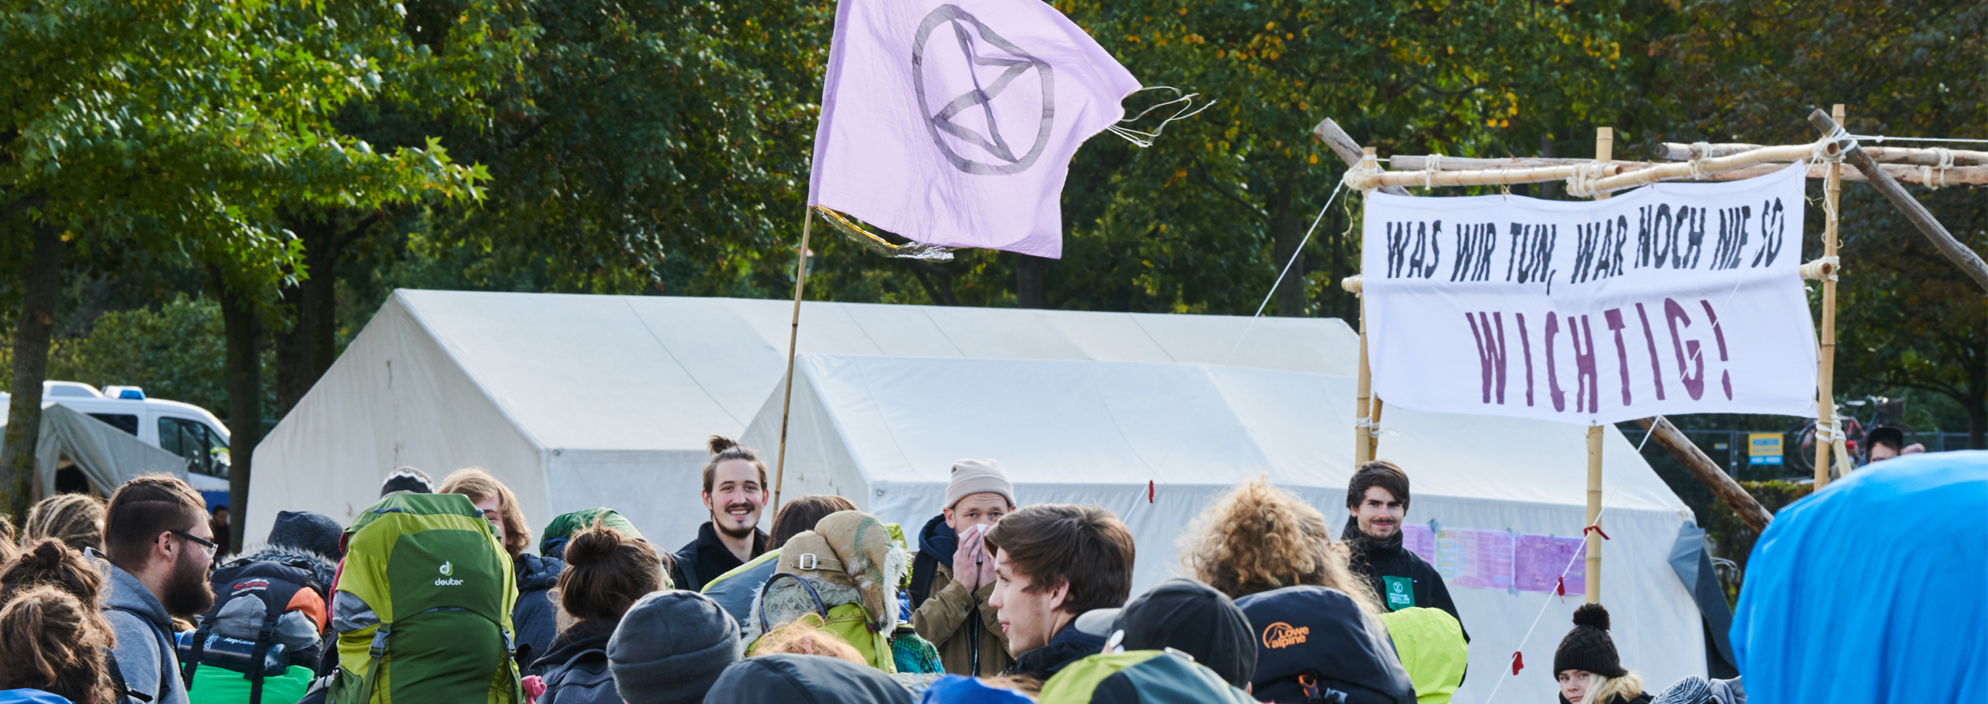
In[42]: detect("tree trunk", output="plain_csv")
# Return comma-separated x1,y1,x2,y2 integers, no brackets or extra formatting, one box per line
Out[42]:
1968,395,1986,450
275,216,343,417
1,218,64,515
214,269,262,554
1271,162,1306,317
1015,253,1050,309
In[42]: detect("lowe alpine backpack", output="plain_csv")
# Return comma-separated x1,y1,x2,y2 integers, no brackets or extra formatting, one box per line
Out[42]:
328,492,522,704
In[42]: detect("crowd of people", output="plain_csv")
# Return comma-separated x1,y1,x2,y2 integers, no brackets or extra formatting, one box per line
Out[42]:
0,436,1747,704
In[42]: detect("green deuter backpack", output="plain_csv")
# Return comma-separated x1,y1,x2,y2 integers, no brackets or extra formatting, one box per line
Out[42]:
330,493,522,704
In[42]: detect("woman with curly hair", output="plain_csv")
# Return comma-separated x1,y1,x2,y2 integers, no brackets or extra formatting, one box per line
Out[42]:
0,539,117,703
1178,475,1380,613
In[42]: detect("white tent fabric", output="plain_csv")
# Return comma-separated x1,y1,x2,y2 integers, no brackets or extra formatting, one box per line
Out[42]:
248,290,1359,548
740,354,1702,704
0,402,188,495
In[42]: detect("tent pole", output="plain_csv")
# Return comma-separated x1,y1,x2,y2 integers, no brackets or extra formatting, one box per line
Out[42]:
772,208,816,517
1814,104,1845,487
1353,147,1377,467
1367,397,1384,461
1585,127,1612,604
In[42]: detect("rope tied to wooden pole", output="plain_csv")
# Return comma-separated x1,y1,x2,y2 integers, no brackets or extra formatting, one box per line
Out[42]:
1565,162,1608,198
1422,154,1443,190
1799,256,1841,281
1922,147,1954,189
1343,159,1384,193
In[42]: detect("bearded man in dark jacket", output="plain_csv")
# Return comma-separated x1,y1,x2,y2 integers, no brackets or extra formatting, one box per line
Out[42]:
1342,460,1468,642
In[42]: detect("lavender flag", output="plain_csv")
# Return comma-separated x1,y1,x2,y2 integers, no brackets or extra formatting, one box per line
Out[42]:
808,0,1140,258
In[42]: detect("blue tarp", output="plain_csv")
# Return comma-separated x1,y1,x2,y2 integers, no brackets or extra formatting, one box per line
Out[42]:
1731,450,1987,704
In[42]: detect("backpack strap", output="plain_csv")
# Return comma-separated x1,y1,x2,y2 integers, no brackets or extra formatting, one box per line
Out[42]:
180,618,215,689
757,572,830,633
908,553,938,610
106,606,172,704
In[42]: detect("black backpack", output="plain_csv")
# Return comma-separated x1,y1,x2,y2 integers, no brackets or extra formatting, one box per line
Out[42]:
181,557,329,704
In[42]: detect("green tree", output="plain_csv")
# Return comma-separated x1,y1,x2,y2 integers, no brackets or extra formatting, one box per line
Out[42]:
1,0,486,527
1649,0,1988,446
44,295,274,416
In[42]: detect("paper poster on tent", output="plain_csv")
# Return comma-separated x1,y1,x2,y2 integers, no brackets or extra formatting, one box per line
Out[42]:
1403,524,1514,590
1360,163,1818,425
1514,534,1587,594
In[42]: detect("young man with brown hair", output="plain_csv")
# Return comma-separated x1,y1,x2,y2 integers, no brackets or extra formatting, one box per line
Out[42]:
1343,460,1466,639
983,503,1135,680
99,474,217,704
440,467,564,669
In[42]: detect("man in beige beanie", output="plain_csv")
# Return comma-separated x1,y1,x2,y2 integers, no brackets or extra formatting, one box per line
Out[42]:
908,459,1017,675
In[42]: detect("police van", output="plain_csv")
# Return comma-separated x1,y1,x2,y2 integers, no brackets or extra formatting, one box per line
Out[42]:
35,381,233,507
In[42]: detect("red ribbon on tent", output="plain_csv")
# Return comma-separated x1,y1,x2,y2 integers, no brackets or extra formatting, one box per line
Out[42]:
1556,576,1566,601
1511,651,1524,675
1147,480,1155,503
1584,524,1611,541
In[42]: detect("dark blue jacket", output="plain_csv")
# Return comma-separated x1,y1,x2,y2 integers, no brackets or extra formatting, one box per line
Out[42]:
513,552,566,670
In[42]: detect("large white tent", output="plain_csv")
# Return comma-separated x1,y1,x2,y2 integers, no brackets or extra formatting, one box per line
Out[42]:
248,290,1359,545
741,354,1702,704
250,289,1705,703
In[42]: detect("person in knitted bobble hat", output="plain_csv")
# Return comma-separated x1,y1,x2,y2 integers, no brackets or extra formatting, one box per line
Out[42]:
608,591,742,704
1554,604,1650,704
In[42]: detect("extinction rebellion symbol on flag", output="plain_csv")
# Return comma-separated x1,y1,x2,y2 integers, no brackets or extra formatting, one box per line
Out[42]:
911,5,1055,176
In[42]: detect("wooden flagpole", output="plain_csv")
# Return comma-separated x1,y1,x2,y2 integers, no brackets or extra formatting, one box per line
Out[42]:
1585,127,1612,604
1814,104,1845,487
1353,147,1378,466
772,209,816,516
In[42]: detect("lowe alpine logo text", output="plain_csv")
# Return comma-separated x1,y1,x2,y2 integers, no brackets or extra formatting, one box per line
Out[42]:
435,561,463,586
1263,622,1310,649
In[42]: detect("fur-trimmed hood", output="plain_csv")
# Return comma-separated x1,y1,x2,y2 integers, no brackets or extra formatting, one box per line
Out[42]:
743,540,911,644
219,543,340,589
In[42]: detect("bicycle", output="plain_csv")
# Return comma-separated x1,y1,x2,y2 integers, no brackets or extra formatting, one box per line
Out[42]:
1786,396,1905,476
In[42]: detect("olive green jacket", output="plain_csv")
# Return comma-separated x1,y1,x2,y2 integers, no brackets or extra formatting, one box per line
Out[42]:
910,562,1013,676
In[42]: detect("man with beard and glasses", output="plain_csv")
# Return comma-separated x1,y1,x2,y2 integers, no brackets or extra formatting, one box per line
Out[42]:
1342,460,1467,641
668,436,770,592
97,474,217,704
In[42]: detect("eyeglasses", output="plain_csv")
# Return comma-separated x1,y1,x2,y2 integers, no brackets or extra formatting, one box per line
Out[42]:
171,530,218,555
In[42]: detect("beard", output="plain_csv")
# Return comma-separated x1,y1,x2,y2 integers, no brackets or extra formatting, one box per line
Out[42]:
712,502,760,540
161,548,216,618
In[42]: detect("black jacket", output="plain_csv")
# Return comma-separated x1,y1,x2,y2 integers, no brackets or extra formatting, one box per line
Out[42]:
1341,518,1469,643
668,523,769,593
514,552,567,670
531,619,619,704
1006,617,1108,681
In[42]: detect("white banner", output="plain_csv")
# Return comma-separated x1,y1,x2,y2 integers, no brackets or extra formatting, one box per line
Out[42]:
1362,163,1817,425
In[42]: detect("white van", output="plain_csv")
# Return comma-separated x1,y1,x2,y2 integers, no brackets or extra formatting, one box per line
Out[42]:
34,381,232,501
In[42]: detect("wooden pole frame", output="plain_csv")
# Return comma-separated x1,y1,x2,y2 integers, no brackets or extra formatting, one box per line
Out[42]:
1353,148,1377,467
1814,105,1845,487
771,209,816,516
1585,127,1612,604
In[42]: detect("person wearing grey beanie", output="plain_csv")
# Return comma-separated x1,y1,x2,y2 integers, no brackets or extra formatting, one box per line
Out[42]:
266,510,345,558
608,590,742,704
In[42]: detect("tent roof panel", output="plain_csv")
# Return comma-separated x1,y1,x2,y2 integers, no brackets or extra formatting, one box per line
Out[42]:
392,291,1359,452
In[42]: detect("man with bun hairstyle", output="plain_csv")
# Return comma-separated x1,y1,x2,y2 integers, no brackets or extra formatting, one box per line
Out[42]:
668,436,770,592
984,503,1135,680
910,459,1018,675
1343,460,1466,640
